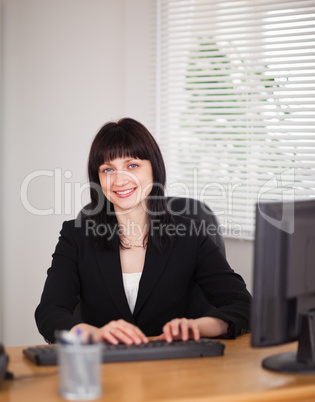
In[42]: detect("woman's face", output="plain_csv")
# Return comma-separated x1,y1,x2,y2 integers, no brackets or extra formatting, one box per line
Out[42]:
98,157,153,215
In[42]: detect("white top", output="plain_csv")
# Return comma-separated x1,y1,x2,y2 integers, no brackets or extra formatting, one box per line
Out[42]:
122,272,142,314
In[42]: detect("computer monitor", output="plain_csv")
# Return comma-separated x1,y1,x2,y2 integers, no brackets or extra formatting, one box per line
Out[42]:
251,198,315,373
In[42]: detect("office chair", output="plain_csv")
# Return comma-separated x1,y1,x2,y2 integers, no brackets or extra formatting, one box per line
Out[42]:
165,196,226,257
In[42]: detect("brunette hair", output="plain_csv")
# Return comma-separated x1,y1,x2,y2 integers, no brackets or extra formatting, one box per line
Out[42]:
85,117,173,251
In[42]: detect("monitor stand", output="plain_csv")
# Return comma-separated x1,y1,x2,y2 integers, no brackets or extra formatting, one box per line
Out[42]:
262,310,315,374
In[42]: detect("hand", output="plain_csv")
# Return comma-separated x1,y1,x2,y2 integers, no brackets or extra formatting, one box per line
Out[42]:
94,319,149,345
154,318,200,343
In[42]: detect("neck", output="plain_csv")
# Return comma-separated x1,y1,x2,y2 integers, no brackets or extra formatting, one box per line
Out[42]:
115,207,149,242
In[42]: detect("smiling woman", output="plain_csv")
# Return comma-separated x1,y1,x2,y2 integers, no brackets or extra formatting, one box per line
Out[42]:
35,118,252,346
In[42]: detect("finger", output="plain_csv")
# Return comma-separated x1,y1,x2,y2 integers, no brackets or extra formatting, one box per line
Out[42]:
129,324,149,343
178,319,189,341
100,328,121,345
94,326,121,344
187,320,200,341
118,324,148,344
162,323,173,343
169,319,181,339
93,328,116,344
116,320,149,344
103,324,148,345
108,327,135,345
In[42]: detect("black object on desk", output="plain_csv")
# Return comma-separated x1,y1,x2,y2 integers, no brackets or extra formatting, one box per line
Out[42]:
0,344,10,387
23,338,225,366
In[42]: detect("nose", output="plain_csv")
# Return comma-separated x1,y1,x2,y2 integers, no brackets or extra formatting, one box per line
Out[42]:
113,171,130,187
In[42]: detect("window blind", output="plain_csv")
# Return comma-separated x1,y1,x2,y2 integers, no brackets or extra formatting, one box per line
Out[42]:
156,0,315,239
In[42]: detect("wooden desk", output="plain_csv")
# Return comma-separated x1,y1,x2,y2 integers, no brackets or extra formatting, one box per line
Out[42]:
1,334,315,402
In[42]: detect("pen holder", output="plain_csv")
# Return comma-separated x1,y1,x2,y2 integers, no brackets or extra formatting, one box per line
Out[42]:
57,342,102,401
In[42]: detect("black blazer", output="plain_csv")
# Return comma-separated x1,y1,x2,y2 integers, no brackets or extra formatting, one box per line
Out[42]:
35,215,251,343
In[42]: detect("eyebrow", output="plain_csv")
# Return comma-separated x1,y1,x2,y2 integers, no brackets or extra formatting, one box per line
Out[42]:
99,158,138,167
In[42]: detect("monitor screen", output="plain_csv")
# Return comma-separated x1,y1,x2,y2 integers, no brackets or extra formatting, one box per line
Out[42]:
251,198,315,373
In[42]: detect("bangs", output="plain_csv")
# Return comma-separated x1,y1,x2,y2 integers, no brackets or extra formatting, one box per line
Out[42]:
95,126,150,167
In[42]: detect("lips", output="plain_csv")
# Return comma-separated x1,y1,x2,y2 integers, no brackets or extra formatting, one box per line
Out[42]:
113,187,137,198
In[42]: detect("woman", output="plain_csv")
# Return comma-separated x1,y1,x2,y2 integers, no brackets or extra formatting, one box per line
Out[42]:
35,118,251,345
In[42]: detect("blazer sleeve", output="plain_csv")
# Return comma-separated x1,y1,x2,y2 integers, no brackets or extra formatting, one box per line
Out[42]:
35,221,83,343
193,234,252,338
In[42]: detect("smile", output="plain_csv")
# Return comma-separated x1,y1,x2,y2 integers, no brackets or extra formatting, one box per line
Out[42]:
114,187,137,197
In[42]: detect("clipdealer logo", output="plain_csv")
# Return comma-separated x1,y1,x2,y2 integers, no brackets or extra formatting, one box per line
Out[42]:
19,167,244,237
20,168,92,217
19,166,297,236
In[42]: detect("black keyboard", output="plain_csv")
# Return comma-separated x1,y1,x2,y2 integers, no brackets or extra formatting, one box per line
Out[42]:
23,339,225,366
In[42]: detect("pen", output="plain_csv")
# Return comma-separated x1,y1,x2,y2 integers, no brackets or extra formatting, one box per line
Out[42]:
55,330,77,345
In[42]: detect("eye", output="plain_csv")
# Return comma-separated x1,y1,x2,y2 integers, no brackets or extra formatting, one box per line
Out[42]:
128,163,139,169
102,167,114,173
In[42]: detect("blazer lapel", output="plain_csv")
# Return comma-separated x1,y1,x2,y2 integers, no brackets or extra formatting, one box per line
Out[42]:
133,239,174,317
93,237,136,324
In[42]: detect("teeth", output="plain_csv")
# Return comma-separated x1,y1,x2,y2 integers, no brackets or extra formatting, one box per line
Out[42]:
116,188,135,195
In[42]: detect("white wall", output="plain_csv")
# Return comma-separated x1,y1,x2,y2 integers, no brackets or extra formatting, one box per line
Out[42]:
0,0,157,346
0,0,252,346
225,238,253,294
1,0,115,346
123,0,156,129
